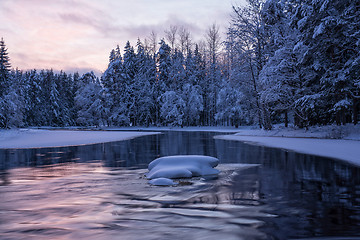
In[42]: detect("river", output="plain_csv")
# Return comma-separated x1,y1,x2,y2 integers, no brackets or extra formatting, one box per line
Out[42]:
0,131,359,239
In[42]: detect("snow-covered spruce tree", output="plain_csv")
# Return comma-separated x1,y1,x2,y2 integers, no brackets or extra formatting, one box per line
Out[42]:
181,48,205,126
1,69,26,128
181,83,203,126
102,46,129,126
156,40,172,125
57,71,76,126
134,39,156,126
0,37,12,128
24,70,41,126
168,49,186,91
289,0,360,126
215,79,243,127
75,72,103,126
48,70,62,126
158,90,185,126
123,41,138,126
158,39,172,91
0,38,11,97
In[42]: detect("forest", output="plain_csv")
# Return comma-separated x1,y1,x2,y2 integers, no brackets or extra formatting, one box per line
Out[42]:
0,0,359,129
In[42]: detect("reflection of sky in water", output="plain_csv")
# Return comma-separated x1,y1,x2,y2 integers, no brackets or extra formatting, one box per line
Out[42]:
0,131,359,239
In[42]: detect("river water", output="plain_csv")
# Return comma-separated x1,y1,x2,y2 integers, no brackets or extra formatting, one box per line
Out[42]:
0,131,359,240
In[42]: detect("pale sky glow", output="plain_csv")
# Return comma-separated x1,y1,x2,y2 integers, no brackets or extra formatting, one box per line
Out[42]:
0,0,244,75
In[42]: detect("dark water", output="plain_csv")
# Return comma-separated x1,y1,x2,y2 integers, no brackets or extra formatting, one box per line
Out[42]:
0,131,359,240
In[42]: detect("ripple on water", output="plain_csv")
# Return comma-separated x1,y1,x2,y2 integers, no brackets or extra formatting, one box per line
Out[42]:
0,162,272,240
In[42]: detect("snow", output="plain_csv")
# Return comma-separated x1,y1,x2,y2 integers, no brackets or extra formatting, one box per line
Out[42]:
146,155,220,180
0,129,160,149
215,134,360,166
230,124,360,140
148,177,178,186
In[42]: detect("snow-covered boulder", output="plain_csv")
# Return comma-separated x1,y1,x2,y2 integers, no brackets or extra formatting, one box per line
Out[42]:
148,177,178,186
146,155,220,180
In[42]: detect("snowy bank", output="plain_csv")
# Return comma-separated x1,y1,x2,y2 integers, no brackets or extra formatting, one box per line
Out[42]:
0,129,160,149
232,124,360,140
146,155,220,181
215,135,360,166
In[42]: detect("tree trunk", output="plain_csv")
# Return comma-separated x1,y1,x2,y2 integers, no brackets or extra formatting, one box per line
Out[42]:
284,110,288,128
261,103,272,130
353,98,358,125
341,109,346,125
336,112,341,125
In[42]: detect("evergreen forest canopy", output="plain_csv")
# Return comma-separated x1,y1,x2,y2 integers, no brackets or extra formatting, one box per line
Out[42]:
0,0,359,129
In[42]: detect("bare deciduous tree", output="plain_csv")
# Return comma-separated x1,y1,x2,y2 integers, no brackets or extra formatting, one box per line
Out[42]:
165,25,178,52
178,26,192,56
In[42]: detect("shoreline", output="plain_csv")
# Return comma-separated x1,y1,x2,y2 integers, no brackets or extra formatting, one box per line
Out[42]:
215,134,360,167
0,129,161,149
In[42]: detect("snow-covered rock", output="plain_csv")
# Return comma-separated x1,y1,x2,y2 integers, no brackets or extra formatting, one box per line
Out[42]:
148,177,178,186
146,155,220,180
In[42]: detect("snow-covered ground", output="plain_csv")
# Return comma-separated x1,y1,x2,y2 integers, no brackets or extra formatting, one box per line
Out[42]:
230,124,360,140
0,129,160,149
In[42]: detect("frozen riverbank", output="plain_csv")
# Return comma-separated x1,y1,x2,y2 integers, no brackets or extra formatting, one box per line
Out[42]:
0,129,160,149
215,134,360,167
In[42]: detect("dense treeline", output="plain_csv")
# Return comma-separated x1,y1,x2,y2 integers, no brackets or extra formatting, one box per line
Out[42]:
0,0,359,129
227,0,359,129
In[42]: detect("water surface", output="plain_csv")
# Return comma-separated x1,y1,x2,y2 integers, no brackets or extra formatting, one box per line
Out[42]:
0,131,359,239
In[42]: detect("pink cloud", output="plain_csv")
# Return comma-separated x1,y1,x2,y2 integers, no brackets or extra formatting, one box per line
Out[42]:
0,0,239,74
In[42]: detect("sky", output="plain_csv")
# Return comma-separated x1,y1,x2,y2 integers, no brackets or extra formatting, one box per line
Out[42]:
0,0,245,75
